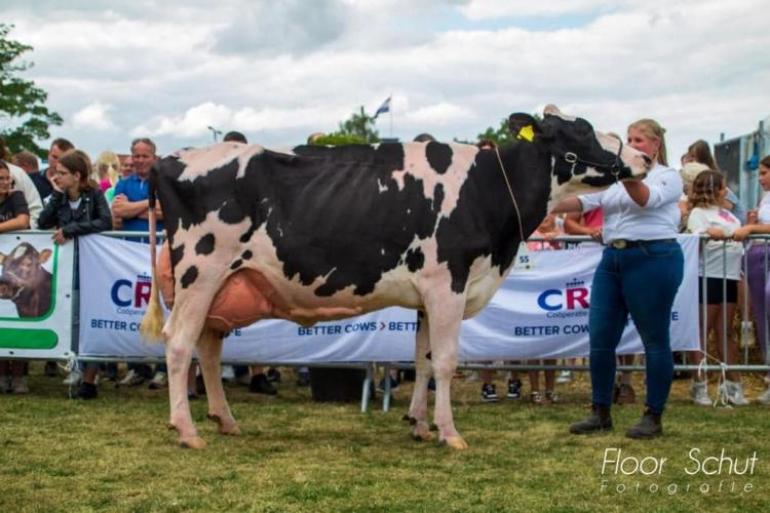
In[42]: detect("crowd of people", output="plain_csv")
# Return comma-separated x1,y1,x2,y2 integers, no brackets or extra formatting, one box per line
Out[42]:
1,127,769,435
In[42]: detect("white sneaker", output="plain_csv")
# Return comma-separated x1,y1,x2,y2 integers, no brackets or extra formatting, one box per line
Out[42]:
148,371,168,389
119,369,145,387
690,381,712,406
221,365,236,382
756,387,770,405
556,370,572,384
721,380,750,406
62,369,82,386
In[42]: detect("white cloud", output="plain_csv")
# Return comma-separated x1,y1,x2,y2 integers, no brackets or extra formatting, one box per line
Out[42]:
72,102,114,130
1,0,767,162
404,103,477,126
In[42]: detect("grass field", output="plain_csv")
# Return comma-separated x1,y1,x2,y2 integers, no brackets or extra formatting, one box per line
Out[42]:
1,365,768,513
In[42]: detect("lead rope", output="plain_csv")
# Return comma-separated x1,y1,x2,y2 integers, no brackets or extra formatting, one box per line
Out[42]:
695,350,732,408
494,147,526,243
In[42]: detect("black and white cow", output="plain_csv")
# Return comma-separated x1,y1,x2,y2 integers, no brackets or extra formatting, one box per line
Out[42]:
141,105,651,449
0,242,53,318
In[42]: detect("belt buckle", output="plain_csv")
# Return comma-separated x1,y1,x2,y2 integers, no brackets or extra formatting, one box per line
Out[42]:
611,239,627,249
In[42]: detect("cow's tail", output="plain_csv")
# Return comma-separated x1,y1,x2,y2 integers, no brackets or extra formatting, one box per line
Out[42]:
140,168,165,342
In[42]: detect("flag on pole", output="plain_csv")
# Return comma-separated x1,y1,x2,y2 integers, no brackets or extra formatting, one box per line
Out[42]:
373,96,391,119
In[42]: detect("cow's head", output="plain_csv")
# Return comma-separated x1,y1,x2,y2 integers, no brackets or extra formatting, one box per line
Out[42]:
509,105,651,205
0,243,53,301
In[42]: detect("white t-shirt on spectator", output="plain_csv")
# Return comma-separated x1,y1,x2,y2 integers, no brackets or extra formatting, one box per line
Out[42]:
687,205,743,280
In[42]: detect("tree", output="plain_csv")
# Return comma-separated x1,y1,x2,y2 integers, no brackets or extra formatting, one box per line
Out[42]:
312,106,380,145
476,117,515,147
0,23,62,157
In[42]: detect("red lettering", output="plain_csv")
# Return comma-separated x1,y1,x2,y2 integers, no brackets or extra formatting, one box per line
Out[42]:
135,281,152,308
566,288,589,309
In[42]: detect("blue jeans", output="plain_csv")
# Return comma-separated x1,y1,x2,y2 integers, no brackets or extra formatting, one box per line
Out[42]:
589,240,684,414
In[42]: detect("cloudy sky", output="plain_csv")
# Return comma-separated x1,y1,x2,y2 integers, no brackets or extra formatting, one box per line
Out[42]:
4,0,769,161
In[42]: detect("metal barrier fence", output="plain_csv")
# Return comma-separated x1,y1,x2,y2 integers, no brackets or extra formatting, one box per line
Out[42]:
6,231,770,410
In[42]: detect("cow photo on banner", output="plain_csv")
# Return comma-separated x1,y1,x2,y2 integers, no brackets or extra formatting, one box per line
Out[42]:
0,233,74,359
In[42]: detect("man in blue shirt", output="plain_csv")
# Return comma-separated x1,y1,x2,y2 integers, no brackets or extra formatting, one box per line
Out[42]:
112,137,164,232
113,137,165,388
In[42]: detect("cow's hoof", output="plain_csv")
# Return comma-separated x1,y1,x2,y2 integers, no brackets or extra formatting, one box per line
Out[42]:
179,436,207,449
440,436,469,450
207,414,242,436
410,424,434,442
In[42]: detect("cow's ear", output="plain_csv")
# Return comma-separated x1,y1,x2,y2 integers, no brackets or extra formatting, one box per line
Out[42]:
39,249,52,265
508,113,545,143
0,253,5,265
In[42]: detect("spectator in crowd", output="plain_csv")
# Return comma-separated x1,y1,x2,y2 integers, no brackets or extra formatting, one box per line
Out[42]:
476,139,496,151
684,139,745,224
1,140,52,379
94,151,121,193
0,158,32,394
223,131,248,144
686,170,747,405
733,155,770,404
112,138,166,388
38,149,112,399
413,133,436,143
11,150,51,201
41,138,75,202
215,130,278,394
553,118,684,439
0,139,43,229
526,214,561,404
561,206,604,386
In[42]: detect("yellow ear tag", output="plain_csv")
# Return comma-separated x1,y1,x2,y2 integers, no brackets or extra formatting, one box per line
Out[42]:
517,125,535,142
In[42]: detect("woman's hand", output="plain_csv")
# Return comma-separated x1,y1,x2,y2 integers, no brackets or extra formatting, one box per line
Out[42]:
52,228,68,245
747,209,758,224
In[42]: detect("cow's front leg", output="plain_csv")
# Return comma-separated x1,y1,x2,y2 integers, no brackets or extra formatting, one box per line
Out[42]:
166,333,205,449
196,328,240,436
407,311,433,442
426,295,467,450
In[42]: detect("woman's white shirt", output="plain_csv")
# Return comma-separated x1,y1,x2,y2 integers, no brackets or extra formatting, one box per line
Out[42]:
577,163,682,243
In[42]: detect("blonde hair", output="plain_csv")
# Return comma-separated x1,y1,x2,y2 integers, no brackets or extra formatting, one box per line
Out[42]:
628,118,668,166
95,150,121,186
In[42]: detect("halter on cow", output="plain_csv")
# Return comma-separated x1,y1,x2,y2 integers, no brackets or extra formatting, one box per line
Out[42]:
140,105,651,449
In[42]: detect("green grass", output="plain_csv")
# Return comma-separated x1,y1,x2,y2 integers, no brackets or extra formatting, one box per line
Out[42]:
1,367,769,513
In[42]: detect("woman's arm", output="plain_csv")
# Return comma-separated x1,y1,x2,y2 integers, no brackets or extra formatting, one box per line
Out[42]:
0,214,30,233
37,191,64,229
549,196,583,215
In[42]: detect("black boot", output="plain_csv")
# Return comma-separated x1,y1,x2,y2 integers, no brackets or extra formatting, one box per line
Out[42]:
249,373,277,395
71,382,98,400
569,404,612,434
626,408,662,439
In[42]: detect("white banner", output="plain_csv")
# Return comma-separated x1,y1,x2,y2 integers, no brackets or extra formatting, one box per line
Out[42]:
78,234,700,362
0,233,74,359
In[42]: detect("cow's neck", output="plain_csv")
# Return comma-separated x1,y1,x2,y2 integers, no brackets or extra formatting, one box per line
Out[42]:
493,142,552,271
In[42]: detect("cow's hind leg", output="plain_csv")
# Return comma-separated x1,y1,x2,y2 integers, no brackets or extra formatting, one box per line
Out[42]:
425,294,467,450
196,328,241,436
166,328,205,449
407,311,433,442
164,277,228,449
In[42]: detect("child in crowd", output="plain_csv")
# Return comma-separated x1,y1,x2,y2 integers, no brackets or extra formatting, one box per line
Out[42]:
686,170,747,405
